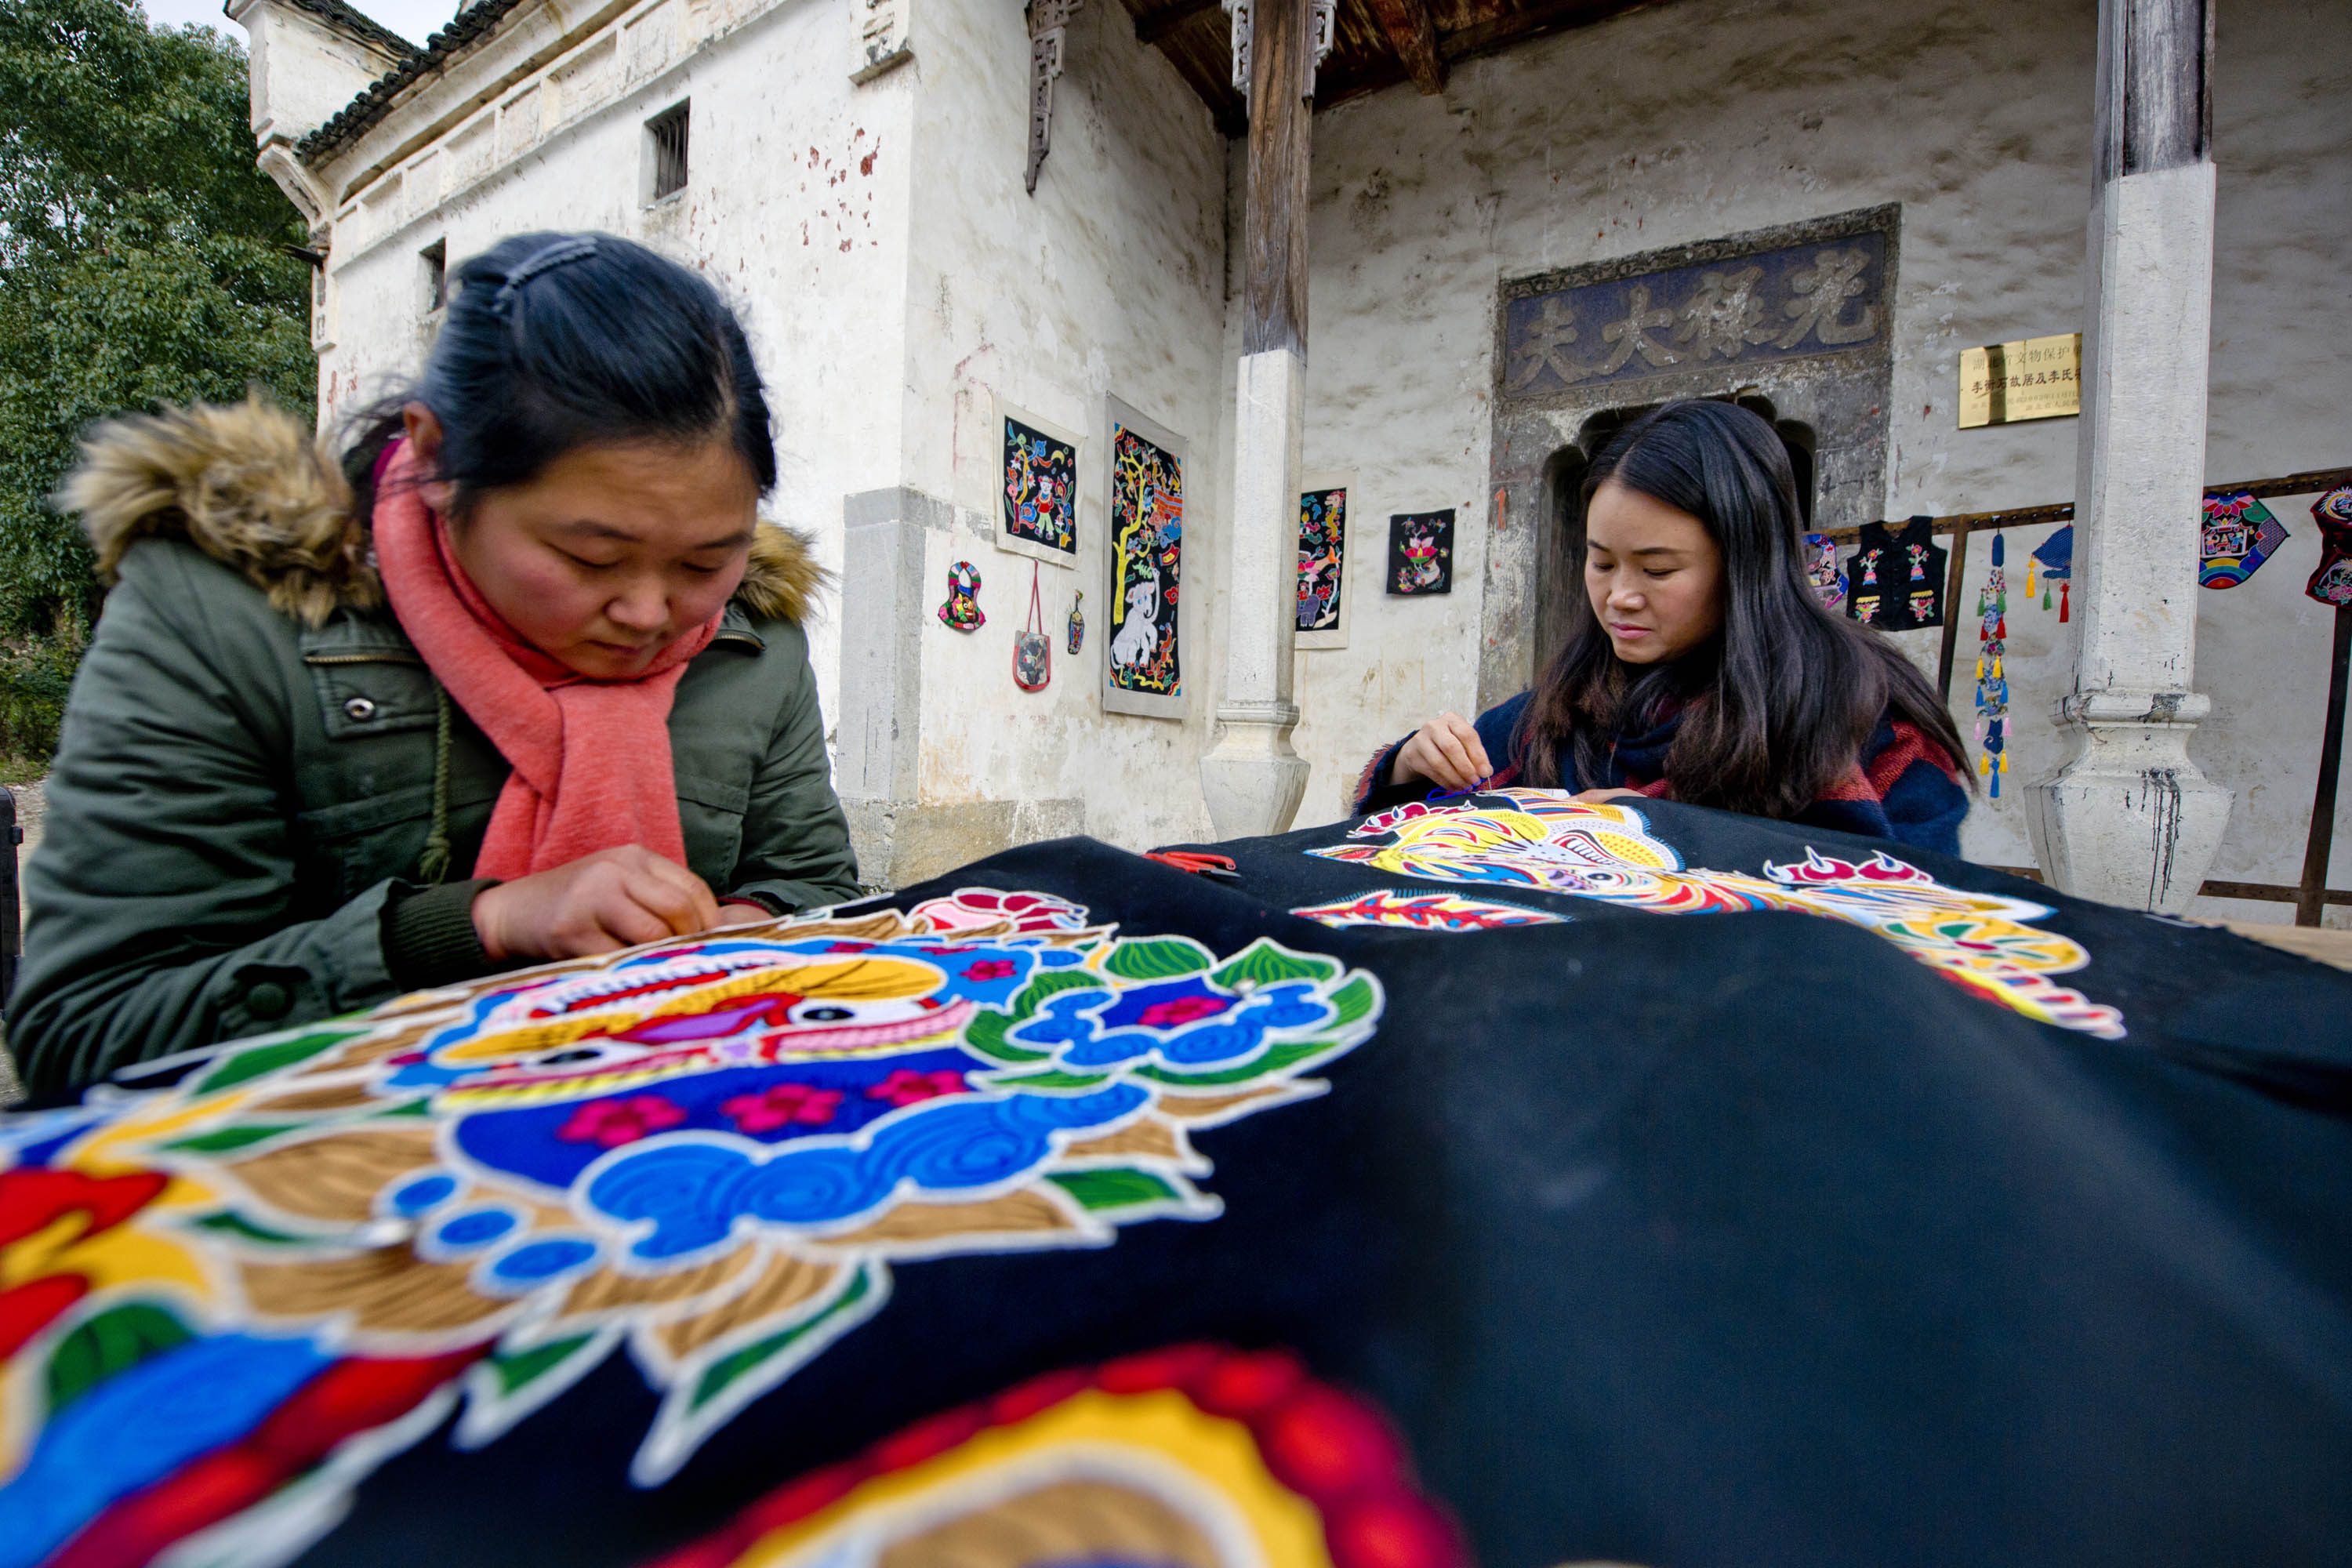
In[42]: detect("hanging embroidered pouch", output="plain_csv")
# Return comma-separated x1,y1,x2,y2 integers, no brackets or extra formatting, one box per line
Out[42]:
2307,488,2352,607
1014,563,1052,691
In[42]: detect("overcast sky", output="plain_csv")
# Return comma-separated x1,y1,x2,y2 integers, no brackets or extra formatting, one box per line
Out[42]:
142,0,463,48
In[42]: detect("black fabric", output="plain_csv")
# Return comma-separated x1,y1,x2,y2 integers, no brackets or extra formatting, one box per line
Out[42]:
305,809,2352,1568
1847,516,1947,630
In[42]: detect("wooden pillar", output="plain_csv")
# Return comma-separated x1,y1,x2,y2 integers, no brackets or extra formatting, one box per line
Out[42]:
1200,0,1316,838
2025,0,2232,913
1243,0,1312,358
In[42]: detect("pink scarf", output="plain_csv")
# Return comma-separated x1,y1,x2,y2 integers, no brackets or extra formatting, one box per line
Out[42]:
372,440,720,880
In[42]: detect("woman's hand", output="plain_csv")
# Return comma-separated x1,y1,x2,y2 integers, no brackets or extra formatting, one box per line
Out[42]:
1391,712,1493,792
1573,787,1645,804
472,846,724,961
714,900,775,927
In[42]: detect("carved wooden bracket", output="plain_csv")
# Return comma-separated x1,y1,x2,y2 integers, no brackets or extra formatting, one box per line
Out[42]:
1026,0,1081,194
1223,0,1330,99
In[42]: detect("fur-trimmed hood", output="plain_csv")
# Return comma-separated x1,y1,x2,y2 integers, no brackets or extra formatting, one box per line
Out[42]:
58,397,826,627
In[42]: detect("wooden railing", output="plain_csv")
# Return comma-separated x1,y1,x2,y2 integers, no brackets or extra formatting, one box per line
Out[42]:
1825,467,2352,924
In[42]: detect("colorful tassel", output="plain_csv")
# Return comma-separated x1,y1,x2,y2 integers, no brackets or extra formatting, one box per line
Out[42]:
1975,532,2010,797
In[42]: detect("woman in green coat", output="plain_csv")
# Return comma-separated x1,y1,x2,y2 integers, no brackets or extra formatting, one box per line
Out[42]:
10,232,860,1094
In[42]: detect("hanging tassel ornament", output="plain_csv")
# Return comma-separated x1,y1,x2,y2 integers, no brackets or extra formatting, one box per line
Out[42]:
1974,531,2011,800
2031,524,2072,619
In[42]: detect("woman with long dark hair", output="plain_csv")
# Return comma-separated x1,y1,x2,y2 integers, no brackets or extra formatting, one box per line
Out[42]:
1357,399,1971,850
13,231,860,1093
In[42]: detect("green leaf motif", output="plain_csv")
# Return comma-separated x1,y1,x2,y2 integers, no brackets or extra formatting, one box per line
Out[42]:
963,1009,1048,1064
985,1068,1112,1091
688,1263,876,1414
194,1030,365,1094
160,1123,303,1154
1210,938,1340,991
45,1302,194,1417
488,1334,598,1398
187,1210,312,1246
1326,974,1379,1029
1009,969,1102,1022
1047,1167,1179,1211
1102,936,1214,982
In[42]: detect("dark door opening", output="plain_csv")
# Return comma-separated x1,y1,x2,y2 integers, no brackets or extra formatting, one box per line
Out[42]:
1534,396,1817,680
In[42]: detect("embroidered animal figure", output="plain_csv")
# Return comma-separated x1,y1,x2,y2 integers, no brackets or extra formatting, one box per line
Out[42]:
1297,559,1338,630
1109,580,1160,670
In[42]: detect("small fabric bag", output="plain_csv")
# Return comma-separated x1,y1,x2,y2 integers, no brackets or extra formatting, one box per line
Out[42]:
1014,564,1052,691
2309,488,2352,607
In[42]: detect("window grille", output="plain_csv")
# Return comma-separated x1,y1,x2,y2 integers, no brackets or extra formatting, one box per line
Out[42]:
648,103,690,200
421,239,447,313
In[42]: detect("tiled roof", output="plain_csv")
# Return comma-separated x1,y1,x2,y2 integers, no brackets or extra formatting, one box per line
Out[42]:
277,0,420,64
295,0,529,168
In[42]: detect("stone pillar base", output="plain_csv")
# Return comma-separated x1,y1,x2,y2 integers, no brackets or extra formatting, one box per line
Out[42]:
841,797,1086,892
1200,702,1310,840
2025,692,2232,915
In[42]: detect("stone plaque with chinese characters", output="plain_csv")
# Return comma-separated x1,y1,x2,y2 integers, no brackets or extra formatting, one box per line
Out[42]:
1501,232,1889,399
1957,333,2082,428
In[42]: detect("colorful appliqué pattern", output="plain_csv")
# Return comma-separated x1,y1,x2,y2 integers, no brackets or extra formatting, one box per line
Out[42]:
1802,532,1845,612
1289,889,1564,933
657,1343,1462,1568
2308,488,2352,608
2199,491,2288,590
1387,511,1453,597
0,892,1382,1568
938,561,985,631
1308,791,2124,1038
1297,488,1347,633
1975,531,2009,797
1108,421,1184,699
1001,416,1078,559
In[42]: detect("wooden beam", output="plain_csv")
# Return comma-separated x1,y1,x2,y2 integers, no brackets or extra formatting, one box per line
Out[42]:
1363,0,1445,94
2096,0,2211,179
1934,523,1972,702
1134,0,1218,45
2297,605,2352,926
1244,0,1312,355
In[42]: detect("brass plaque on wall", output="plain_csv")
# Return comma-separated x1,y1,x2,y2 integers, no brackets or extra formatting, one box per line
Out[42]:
1958,333,2082,428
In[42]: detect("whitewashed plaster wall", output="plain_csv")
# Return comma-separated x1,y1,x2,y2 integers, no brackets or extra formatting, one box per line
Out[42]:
305,0,918,728
1288,0,2352,924
893,0,1230,850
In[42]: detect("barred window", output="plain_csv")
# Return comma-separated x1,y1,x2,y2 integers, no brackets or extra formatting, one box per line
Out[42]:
648,102,689,200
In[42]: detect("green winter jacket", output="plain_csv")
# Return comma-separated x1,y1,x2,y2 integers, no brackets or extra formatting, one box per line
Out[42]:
9,400,860,1094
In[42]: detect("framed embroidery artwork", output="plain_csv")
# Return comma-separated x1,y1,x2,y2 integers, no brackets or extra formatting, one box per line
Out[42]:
1103,397,1187,719
1296,475,1352,650
993,401,1083,568
1388,508,1454,596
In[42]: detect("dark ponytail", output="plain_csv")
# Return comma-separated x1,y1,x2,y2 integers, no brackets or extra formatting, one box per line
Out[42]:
341,231,775,518
1516,399,1972,817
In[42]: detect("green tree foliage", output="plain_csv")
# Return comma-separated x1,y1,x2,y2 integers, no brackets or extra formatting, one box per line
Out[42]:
0,0,315,762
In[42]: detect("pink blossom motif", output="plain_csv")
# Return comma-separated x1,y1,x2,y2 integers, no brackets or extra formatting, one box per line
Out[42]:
721,1082,845,1134
557,1094,687,1149
907,888,1087,933
866,1069,967,1108
1137,995,1226,1029
962,959,1017,982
